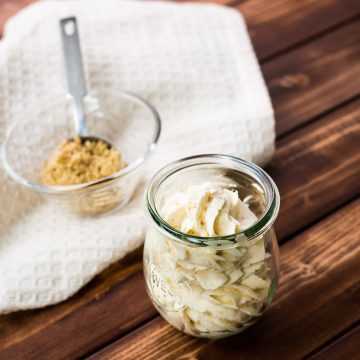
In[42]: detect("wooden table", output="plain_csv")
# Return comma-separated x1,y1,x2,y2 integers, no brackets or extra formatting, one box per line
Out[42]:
0,0,359,359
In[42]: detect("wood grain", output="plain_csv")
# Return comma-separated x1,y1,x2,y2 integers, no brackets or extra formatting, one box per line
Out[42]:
0,98,358,360
89,199,360,360
264,21,360,136
238,0,360,60
271,99,360,239
308,325,360,360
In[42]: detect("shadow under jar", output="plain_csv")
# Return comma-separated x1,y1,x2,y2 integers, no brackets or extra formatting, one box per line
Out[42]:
144,155,280,339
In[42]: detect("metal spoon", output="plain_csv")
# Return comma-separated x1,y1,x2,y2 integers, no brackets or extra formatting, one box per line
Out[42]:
60,17,112,147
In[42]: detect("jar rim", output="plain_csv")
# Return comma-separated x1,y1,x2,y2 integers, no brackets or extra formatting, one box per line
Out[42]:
145,154,280,246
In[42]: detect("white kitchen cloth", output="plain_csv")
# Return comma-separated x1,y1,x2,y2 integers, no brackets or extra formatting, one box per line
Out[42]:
0,0,274,314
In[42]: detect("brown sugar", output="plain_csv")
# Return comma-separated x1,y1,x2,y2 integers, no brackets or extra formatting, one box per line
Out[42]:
41,136,125,186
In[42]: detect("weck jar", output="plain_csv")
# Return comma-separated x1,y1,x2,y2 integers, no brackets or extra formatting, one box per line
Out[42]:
143,155,280,339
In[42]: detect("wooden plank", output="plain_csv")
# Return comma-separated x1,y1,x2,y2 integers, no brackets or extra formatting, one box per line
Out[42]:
88,199,360,360
263,21,360,136
308,325,360,360
0,97,358,360
271,99,360,239
238,0,360,60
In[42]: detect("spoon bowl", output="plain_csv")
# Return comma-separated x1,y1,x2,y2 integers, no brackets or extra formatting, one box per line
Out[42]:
69,135,113,149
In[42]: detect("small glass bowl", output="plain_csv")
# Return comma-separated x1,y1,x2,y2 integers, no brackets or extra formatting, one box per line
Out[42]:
2,91,161,215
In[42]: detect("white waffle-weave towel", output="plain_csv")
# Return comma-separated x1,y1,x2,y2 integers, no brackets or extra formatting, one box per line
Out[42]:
0,0,274,314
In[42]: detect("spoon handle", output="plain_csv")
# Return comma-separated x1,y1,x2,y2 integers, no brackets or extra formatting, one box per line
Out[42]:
60,17,87,137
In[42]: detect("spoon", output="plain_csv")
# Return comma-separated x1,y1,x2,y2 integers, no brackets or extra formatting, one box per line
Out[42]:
60,17,112,147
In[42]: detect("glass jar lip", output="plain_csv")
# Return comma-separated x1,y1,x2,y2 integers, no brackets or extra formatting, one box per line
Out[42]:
146,154,280,246
1,90,161,195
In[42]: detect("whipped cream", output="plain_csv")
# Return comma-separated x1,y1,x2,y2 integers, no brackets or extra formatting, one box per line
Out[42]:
160,182,258,237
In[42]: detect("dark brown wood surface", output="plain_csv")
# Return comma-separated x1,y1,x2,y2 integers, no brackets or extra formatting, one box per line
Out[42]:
90,199,360,360
308,325,360,360
0,0,359,359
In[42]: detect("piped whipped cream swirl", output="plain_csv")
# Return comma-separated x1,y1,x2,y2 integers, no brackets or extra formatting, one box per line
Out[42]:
160,182,257,237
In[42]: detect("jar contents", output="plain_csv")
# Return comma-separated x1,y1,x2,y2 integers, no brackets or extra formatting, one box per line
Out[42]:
145,182,270,338
41,136,126,186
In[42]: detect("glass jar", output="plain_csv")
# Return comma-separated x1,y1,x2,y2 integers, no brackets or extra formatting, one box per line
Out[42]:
144,155,280,339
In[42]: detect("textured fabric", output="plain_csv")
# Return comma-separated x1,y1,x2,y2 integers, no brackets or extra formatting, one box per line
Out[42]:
0,0,274,313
